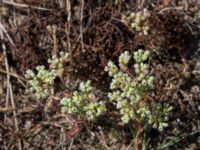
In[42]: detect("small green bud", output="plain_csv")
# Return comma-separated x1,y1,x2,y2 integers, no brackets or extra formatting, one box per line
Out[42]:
122,9,150,35
119,51,131,66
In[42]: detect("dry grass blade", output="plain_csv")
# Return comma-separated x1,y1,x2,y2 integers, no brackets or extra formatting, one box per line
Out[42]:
157,130,200,150
0,24,22,150
0,106,16,112
2,0,52,11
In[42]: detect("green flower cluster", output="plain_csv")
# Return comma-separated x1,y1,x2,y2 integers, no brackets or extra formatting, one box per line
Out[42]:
25,66,56,99
105,49,172,131
60,80,106,120
25,52,69,99
48,51,69,76
122,9,150,35
149,103,173,131
119,51,131,66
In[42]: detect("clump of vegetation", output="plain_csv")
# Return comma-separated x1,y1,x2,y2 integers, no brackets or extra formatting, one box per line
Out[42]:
25,51,106,121
149,103,172,131
105,49,172,130
25,51,69,99
105,49,172,148
25,48,172,148
122,9,150,35
48,51,69,79
2,1,199,149
60,80,107,120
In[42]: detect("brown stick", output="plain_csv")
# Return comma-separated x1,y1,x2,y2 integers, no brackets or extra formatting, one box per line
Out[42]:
80,0,85,51
65,0,72,53
2,0,52,11
0,23,22,150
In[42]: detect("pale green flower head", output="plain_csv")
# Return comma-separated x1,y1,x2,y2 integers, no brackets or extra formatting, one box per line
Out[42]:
119,51,131,66
84,102,106,120
48,51,69,73
148,103,173,131
79,80,92,93
25,51,69,100
133,49,150,63
60,81,106,120
108,90,121,102
122,9,150,35
25,69,35,79
134,63,149,75
105,61,119,77
25,65,56,99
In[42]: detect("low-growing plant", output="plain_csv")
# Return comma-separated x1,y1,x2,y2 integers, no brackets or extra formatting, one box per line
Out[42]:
60,80,107,121
122,9,150,35
25,51,106,122
105,49,172,149
25,51,69,99
25,48,172,149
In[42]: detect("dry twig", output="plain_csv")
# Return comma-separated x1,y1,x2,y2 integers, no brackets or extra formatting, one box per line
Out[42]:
0,23,22,150
65,0,72,53
2,0,52,11
80,0,85,51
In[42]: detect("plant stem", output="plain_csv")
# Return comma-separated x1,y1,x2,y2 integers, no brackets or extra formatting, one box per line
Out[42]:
134,122,141,150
